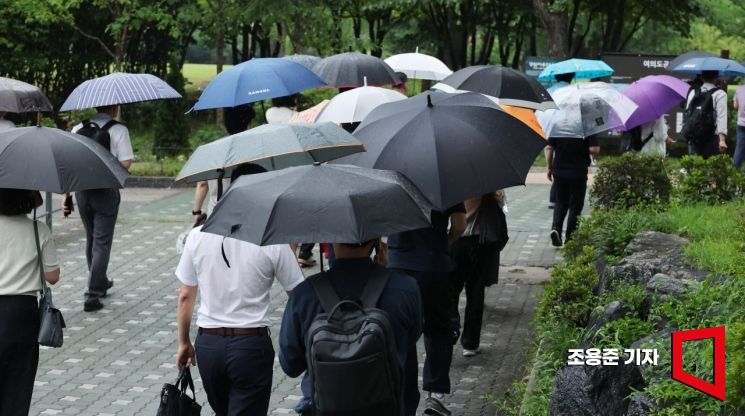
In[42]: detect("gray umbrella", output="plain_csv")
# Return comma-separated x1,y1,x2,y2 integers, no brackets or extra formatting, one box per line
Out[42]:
283,54,322,70
0,127,129,193
202,164,432,245
60,72,182,111
0,77,53,113
312,52,400,88
175,122,365,183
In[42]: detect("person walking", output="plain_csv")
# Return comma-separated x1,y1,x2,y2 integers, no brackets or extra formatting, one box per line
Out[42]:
176,163,304,416
450,191,509,357
683,70,728,158
387,205,466,416
638,116,673,157
65,105,133,312
732,84,745,169
279,239,422,416
0,188,60,415
546,134,600,247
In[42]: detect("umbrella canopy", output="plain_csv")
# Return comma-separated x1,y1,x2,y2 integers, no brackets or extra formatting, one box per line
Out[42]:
668,51,716,71
316,79,407,123
622,75,690,130
384,48,453,81
0,77,53,113
340,91,547,210
0,127,129,193
191,58,326,111
434,65,556,110
202,164,432,245
176,122,365,183
312,52,400,88
537,82,638,138
282,54,322,69
60,72,181,111
671,57,745,77
538,59,614,82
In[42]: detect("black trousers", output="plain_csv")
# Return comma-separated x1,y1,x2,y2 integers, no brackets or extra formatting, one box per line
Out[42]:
195,332,274,416
76,189,120,302
298,243,315,260
689,137,720,159
551,176,587,241
394,269,458,411
451,236,501,350
0,295,39,416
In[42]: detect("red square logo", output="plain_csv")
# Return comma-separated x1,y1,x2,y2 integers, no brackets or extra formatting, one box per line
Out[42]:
671,326,726,401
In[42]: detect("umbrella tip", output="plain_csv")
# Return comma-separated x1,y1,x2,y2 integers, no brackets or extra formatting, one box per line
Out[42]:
416,46,419,54
363,76,367,87
313,162,321,166
426,94,433,108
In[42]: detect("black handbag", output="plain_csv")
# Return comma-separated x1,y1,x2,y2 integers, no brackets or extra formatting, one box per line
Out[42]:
156,366,202,416
33,219,66,348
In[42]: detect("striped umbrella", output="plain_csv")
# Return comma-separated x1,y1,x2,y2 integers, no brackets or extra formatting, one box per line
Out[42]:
0,77,53,113
60,72,182,111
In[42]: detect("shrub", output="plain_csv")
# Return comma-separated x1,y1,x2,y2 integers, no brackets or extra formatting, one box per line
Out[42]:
590,153,672,210
151,60,191,157
675,155,745,204
592,316,656,349
188,124,227,150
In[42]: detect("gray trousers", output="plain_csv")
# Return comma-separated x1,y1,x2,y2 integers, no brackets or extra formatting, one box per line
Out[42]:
75,189,120,302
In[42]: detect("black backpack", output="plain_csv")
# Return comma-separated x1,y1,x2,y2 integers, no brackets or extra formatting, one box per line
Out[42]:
682,87,718,145
76,119,119,151
621,126,654,152
307,268,400,416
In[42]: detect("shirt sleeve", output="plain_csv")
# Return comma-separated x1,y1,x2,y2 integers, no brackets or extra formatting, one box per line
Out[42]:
175,230,198,287
111,126,135,162
279,290,308,378
273,245,304,291
714,91,728,136
38,222,59,272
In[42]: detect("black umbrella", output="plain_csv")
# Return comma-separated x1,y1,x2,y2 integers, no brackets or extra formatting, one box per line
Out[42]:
283,54,322,69
0,127,129,193
434,65,556,110
340,91,547,210
312,52,400,88
0,77,53,113
668,51,716,72
201,164,431,245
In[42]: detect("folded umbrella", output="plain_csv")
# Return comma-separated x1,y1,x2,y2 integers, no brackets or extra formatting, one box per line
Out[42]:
312,52,400,88
671,57,745,77
0,127,129,193
434,65,556,110
282,54,322,69
202,164,432,245
668,51,716,71
60,72,181,111
316,78,407,124
339,91,547,210
191,58,326,111
384,48,453,81
622,75,690,130
538,58,614,82
0,77,53,113
537,82,638,138
176,122,365,183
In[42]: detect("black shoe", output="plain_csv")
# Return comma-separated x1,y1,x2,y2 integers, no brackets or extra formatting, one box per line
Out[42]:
550,229,563,247
84,299,104,312
102,279,114,298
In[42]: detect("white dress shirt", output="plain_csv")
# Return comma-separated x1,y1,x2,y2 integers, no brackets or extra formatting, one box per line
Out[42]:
72,113,135,162
639,116,669,157
686,82,728,136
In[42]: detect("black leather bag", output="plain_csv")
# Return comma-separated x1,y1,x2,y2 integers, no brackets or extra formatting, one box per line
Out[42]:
33,219,66,348
156,367,202,416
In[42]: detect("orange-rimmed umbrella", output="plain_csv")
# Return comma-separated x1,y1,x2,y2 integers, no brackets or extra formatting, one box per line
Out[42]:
500,105,546,140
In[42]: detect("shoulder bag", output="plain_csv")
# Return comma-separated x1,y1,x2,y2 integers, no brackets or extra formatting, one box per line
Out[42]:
33,219,66,348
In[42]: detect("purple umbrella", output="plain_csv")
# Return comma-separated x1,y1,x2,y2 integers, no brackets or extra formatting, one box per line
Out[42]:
622,75,690,130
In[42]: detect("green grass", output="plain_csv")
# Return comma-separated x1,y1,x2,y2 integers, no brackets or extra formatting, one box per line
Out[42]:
182,63,233,92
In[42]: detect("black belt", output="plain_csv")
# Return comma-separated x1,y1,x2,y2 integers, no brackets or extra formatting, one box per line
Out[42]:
198,327,269,337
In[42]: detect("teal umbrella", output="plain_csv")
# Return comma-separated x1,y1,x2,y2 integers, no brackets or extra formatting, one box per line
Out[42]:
538,59,614,82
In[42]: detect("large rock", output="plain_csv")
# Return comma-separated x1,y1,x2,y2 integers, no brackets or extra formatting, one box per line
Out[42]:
549,361,645,416
646,273,697,299
626,394,656,416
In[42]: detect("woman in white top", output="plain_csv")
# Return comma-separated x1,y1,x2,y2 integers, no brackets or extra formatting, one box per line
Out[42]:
0,111,15,131
0,188,60,414
639,116,673,157
265,94,298,124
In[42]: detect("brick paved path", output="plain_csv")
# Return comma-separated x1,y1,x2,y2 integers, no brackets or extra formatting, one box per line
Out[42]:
28,184,560,415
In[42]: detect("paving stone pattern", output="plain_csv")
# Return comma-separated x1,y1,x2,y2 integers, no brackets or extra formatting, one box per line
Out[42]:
29,186,560,415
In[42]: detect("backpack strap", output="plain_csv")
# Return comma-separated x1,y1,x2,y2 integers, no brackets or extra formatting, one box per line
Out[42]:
359,267,390,309
641,131,655,146
101,120,119,131
309,272,341,313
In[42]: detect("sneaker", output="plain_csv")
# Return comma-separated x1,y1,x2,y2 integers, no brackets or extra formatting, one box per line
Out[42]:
297,258,316,268
462,348,480,357
550,229,562,247
83,299,104,312
423,394,451,416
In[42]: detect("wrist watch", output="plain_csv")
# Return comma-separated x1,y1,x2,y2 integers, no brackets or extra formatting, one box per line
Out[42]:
191,210,202,215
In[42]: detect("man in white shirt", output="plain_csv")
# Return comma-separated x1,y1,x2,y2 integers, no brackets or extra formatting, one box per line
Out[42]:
175,164,304,416
67,105,134,312
684,70,728,158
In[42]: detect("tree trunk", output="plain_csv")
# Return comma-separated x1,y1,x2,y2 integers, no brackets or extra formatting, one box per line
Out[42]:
532,0,570,59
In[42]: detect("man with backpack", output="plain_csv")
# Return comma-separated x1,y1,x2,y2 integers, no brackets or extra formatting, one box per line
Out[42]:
683,70,728,158
279,239,422,416
63,105,133,312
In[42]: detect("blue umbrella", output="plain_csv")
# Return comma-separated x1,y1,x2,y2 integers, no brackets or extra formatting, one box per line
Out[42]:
671,57,745,77
191,58,326,111
538,59,614,82
60,72,181,111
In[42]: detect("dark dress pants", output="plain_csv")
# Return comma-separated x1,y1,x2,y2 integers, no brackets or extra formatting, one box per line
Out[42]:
195,332,274,416
0,295,40,416
551,176,587,242
688,137,720,159
76,189,120,302
451,236,500,350
734,126,745,169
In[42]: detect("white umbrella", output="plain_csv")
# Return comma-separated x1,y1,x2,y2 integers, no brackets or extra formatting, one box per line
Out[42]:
316,78,407,124
384,47,453,81
537,82,638,138
60,72,182,111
